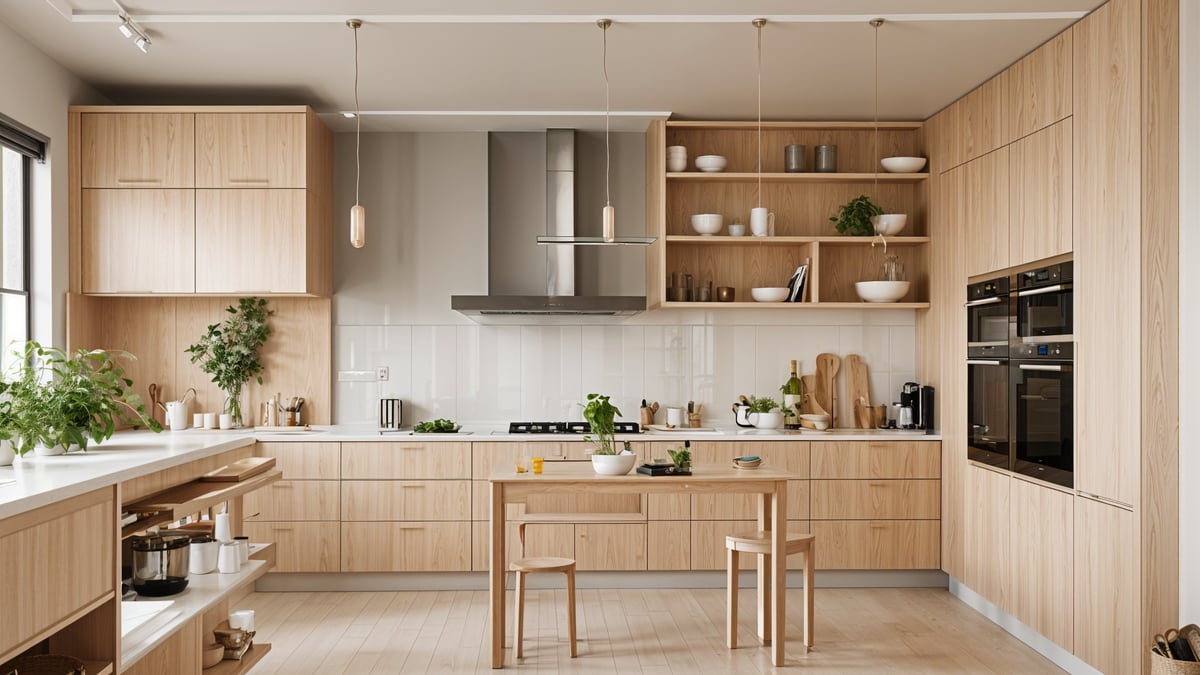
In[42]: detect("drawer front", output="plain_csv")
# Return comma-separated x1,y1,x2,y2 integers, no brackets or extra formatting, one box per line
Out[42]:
471,479,645,522
258,442,340,479
687,441,810,477
470,521,574,571
244,480,339,521
811,520,941,569
342,480,470,521
243,521,340,573
810,441,941,479
575,524,646,571
810,480,941,520
341,442,470,479
692,479,809,520
471,443,567,478
341,522,471,572
648,521,691,570
690,520,811,571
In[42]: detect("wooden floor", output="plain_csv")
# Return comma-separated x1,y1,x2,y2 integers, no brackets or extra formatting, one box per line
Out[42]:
234,587,1063,674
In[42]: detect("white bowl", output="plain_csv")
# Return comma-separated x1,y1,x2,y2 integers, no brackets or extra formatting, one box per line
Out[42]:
751,287,789,302
690,213,723,235
870,213,908,236
880,156,927,173
799,413,831,430
855,280,911,303
749,410,785,429
591,453,637,475
695,155,727,172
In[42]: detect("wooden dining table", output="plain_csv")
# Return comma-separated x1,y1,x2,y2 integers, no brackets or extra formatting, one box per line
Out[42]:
489,463,796,668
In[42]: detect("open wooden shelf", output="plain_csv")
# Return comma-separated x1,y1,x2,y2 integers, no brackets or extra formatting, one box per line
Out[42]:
666,235,930,245
205,643,271,675
667,171,927,183
659,301,931,310
665,120,923,130
84,661,115,675
121,511,175,539
124,470,282,519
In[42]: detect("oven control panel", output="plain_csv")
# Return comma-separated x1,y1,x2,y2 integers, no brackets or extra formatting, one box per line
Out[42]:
1011,341,1073,359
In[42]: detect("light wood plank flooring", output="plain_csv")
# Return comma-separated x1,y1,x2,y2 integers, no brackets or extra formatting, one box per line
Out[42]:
234,587,1062,673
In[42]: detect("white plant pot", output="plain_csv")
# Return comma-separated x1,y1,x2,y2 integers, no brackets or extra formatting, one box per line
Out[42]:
591,453,637,476
748,410,785,429
34,442,80,456
0,440,14,466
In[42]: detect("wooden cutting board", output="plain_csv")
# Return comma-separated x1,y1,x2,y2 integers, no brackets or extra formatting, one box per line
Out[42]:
799,375,817,413
198,456,276,482
814,353,840,427
846,354,873,428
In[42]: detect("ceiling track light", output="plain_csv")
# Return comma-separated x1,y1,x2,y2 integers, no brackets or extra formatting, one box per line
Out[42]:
112,1,151,53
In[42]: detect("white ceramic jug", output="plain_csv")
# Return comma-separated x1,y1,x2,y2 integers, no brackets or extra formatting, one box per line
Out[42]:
165,401,188,431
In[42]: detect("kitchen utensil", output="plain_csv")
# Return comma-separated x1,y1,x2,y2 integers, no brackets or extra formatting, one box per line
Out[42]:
799,376,817,412
165,400,188,431
696,284,711,302
234,536,250,563
732,402,753,428
872,404,888,428
687,412,702,428
880,156,927,173
131,532,192,596
845,354,872,429
690,213,723,235
204,412,218,429
219,414,233,430
798,413,831,430
188,536,220,575
194,413,204,428
694,155,727,172
855,280,910,303
814,353,840,427
785,144,806,172
870,214,908,235
750,287,789,302
716,286,735,302
665,407,683,428
148,383,166,416
815,144,838,172
379,398,403,429
229,609,255,632
888,402,902,427
218,541,241,573
750,208,774,236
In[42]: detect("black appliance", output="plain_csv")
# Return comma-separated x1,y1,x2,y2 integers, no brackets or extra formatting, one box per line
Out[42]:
920,385,935,433
1010,341,1074,488
967,275,1012,359
900,382,920,429
508,421,640,434
967,276,1011,468
1014,261,1072,341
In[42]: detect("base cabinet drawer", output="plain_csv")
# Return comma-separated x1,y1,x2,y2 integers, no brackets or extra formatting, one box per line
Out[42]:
648,521,691,570
810,480,941,520
691,520,811,571
811,520,940,569
243,521,340,573
244,480,339,521
342,522,471,572
121,616,200,675
342,442,470,479
470,521,574,571
692,479,810,520
575,524,646,571
257,442,340,479
343,480,470,521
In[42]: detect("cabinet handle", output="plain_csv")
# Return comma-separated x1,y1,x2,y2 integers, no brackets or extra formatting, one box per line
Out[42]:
274,482,294,488
1016,283,1070,297
1018,363,1071,372
964,297,1004,307
868,482,887,488
400,484,426,489
228,178,271,185
270,525,296,531
397,524,425,530
115,178,162,185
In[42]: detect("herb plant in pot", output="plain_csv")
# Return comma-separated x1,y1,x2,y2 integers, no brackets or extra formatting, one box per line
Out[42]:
830,195,884,236
186,298,273,429
583,393,636,475
747,395,785,430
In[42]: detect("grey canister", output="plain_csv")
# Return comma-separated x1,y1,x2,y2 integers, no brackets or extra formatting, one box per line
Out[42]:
784,144,806,172
815,145,838,173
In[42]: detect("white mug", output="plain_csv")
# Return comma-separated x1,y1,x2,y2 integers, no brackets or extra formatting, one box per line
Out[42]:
203,412,218,429
217,542,241,574
193,413,204,428
219,413,233,430
750,207,775,237
665,407,683,427
165,401,188,431
234,536,250,563
188,539,220,575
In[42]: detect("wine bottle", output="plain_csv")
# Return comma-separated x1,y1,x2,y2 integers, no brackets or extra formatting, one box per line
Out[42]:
782,360,803,429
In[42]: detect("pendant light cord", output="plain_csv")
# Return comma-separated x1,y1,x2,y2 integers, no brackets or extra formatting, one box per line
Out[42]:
352,20,362,206
871,19,883,196
755,19,764,207
602,20,611,208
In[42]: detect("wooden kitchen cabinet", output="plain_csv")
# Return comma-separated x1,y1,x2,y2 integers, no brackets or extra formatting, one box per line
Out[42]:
810,520,939,569
247,442,340,572
692,520,811,571
258,441,340,479
345,441,471,480
342,480,471,521
1004,30,1072,143
810,480,939,520
80,112,194,188
81,189,195,293
575,524,647,571
1009,118,1072,265
959,74,1007,167
963,147,1011,278
195,112,306,188
243,521,339,573
244,480,340,522
1073,495,1135,675
194,189,307,293
471,521,574,571
963,463,1011,611
689,441,809,520
342,521,471,572
810,440,940,479
647,521,691,570
121,616,200,675
1009,477,1073,652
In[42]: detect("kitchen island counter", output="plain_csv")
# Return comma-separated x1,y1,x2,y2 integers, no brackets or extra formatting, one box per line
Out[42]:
253,424,940,443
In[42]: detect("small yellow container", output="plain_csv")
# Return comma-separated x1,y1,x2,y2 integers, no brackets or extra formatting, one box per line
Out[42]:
532,457,544,474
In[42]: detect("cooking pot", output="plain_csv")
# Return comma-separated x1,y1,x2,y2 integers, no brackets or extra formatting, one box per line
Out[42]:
131,532,191,596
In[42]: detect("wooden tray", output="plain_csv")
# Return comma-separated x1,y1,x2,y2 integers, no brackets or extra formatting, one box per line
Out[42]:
198,457,276,482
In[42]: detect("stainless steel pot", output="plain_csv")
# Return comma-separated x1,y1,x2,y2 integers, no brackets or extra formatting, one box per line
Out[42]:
131,532,191,596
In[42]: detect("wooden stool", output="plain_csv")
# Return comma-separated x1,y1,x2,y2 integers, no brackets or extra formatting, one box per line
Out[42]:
725,531,815,651
511,523,578,658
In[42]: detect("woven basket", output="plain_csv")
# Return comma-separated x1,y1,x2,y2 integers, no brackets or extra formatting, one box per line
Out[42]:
1151,650,1200,675
6,654,86,675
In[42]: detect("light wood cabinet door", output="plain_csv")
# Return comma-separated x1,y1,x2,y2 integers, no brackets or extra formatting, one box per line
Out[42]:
243,521,340,573
964,464,1011,610
121,615,200,675
810,480,940,520
470,521,574,571
575,524,647,571
810,441,940,479
81,189,195,293
1009,118,1072,265
343,442,471,480
195,112,305,188
964,147,1011,278
244,480,339,521
341,521,471,572
648,521,691,570
691,520,811,571
342,480,471,521
1009,478,1073,652
258,442,340,480
81,112,194,188
690,441,809,520
1073,495,1135,675
194,189,307,293
810,520,939,570
1005,30,1073,143
960,75,1006,164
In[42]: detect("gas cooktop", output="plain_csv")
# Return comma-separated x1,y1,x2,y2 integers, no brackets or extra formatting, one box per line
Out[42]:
507,421,641,434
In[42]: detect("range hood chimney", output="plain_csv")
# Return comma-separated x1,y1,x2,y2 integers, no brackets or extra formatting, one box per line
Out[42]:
451,129,646,319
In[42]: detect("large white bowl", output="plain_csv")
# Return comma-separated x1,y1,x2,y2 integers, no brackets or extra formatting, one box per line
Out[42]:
855,280,911,303
880,156,927,173
695,155,727,172
751,287,790,302
690,213,723,235
870,213,908,236
591,453,637,475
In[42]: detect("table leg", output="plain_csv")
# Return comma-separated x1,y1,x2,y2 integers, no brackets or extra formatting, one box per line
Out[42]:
771,480,787,666
757,492,771,644
490,482,506,668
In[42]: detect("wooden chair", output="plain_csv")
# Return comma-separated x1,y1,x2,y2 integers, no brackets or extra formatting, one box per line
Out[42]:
511,522,578,658
725,531,815,650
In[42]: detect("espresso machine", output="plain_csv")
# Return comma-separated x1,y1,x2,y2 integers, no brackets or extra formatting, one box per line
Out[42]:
900,382,936,432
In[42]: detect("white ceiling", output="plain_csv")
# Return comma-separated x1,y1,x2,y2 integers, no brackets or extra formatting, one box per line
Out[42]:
0,0,1104,132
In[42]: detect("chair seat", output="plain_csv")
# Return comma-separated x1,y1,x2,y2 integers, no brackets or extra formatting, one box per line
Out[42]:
511,556,576,573
726,531,814,556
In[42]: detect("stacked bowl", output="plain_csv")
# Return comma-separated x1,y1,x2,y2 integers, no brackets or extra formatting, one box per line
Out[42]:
733,456,762,470
667,145,687,172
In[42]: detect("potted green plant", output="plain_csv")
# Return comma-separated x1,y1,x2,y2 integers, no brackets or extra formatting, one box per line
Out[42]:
830,195,884,236
746,395,784,430
582,393,635,475
668,443,691,473
5,341,161,457
186,297,273,428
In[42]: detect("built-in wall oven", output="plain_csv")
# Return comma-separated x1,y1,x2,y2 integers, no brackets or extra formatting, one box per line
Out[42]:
1010,341,1074,488
1015,261,1072,341
966,276,1011,469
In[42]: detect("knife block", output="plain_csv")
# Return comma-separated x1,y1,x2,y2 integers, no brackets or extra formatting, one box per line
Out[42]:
639,408,655,427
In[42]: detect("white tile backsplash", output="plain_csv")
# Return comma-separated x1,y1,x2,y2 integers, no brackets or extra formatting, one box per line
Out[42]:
520,326,583,421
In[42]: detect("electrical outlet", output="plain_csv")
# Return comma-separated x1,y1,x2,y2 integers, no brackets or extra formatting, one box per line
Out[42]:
376,367,389,381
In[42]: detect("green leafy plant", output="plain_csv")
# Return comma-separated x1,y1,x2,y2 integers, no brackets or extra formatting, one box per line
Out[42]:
830,195,884,236
582,392,622,455
747,396,780,413
185,297,273,427
4,341,161,456
414,418,458,433
668,445,691,469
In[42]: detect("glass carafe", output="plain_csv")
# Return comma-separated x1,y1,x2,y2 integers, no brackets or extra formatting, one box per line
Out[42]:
880,254,906,282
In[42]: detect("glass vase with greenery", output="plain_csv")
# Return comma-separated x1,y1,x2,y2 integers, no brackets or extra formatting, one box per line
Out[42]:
185,297,273,428
582,392,622,455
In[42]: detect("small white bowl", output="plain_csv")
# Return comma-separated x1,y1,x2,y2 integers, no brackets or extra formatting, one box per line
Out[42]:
728,223,746,237
855,280,911,303
695,155,727,172
690,213,723,235
751,287,789,302
880,156,927,173
591,453,637,475
799,413,831,430
870,213,908,236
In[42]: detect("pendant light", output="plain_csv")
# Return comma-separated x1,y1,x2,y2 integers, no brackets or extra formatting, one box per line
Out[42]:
347,18,366,249
753,18,766,208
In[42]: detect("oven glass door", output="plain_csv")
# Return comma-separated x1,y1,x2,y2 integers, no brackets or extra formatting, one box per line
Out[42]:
967,359,1009,469
1012,360,1073,487
1016,286,1072,340
967,296,1011,347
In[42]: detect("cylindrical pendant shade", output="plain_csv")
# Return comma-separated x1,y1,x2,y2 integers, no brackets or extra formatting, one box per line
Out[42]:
602,205,615,243
350,204,365,249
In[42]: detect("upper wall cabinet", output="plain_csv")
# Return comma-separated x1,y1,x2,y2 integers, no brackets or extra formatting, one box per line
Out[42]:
1005,30,1073,144
195,113,306,188
957,76,1007,169
1009,118,1072,264
963,147,1010,278
81,113,194,188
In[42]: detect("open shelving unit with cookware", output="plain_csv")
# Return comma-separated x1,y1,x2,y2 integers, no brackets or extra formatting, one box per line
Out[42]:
646,120,931,309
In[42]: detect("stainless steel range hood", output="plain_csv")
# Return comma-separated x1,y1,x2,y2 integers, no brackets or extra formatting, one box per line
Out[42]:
451,129,646,318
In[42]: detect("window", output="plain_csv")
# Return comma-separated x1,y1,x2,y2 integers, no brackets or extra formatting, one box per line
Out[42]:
0,113,44,371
